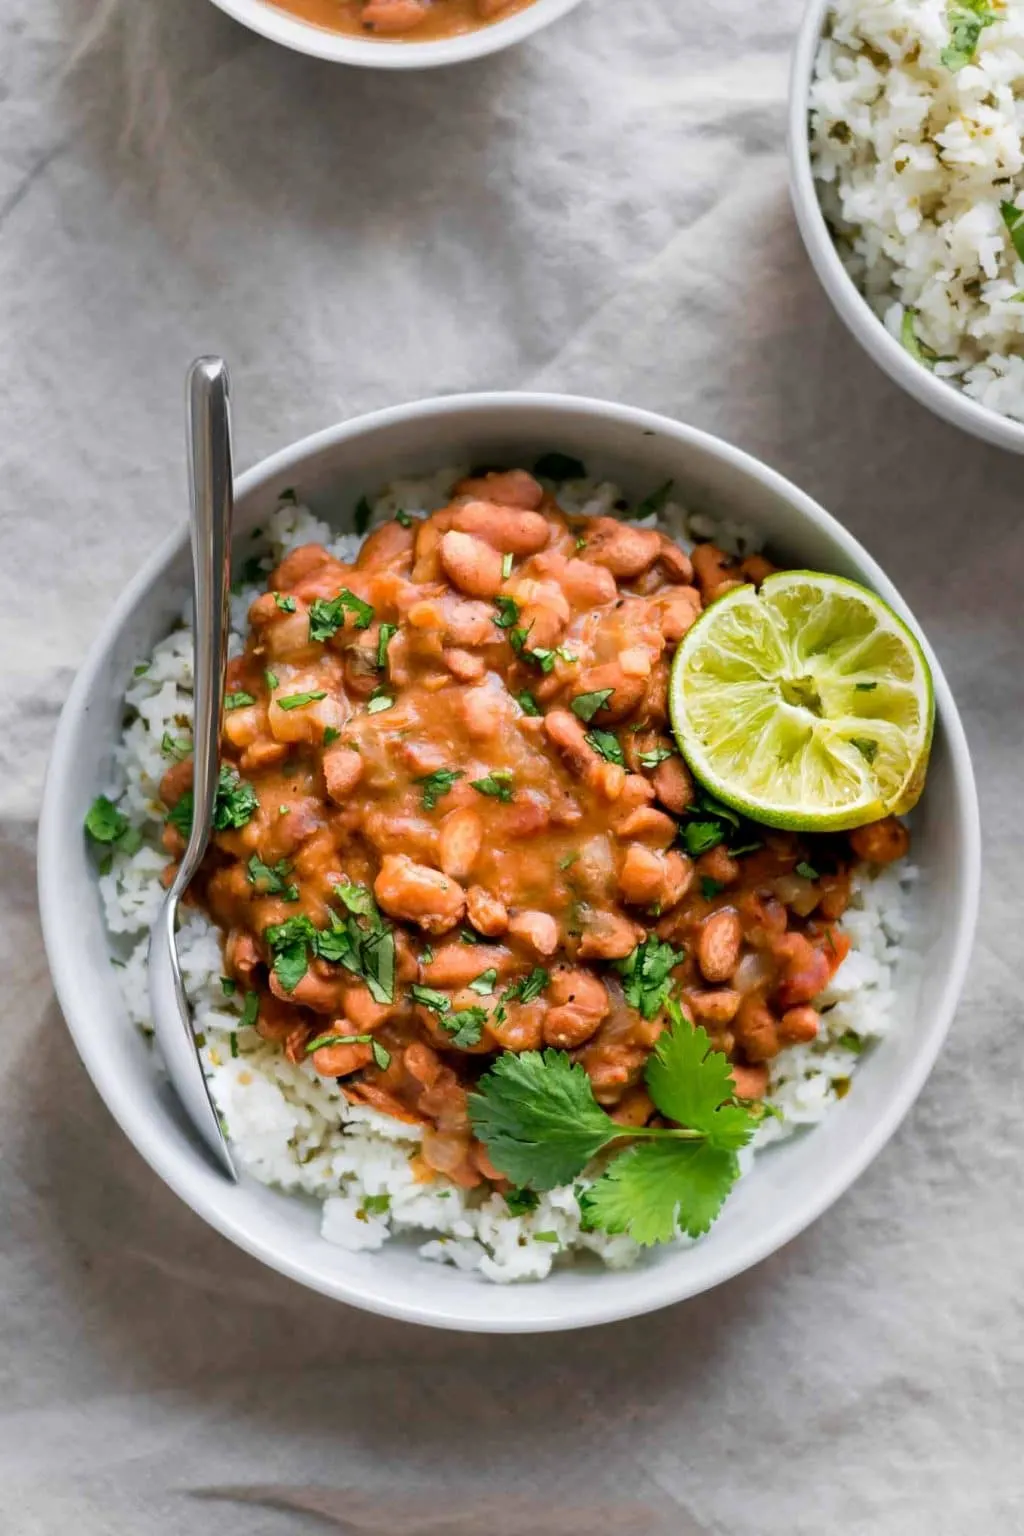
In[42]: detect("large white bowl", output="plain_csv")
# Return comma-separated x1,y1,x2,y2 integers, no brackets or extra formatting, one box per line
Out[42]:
788,0,1024,455
38,392,980,1332
208,0,584,68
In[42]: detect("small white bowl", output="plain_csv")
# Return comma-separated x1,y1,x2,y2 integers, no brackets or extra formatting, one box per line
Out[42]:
788,0,1024,454
208,0,584,68
38,392,980,1332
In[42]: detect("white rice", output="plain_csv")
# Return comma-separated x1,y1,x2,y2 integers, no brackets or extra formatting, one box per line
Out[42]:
810,0,1024,420
100,468,914,1282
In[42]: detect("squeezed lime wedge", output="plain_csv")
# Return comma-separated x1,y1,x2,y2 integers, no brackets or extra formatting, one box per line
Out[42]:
668,571,934,831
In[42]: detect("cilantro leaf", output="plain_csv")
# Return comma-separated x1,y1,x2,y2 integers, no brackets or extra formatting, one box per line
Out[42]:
584,728,623,766
504,1187,540,1216
410,984,450,1013
333,880,378,919
516,690,541,717
637,745,674,769
614,937,684,1020
493,595,520,631
323,726,340,746
246,854,297,899
900,308,943,369
682,819,725,856
160,731,191,760
224,691,256,710
277,690,327,712
571,688,613,722
442,1007,488,1047
415,768,463,811
84,795,129,845
377,622,397,671
581,1139,741,1244
169,766,259,840
942,2,997,71
395,509,413,529
645,1004,756,1151
468,1049,622,1190
700,876,724,901
795,860,819,881
366,693,394,715
502,966,550,1005
240,991,260,1028
471,770,514,803
264,914,318,993
308,588,375,641
468,967,498,996
533,452,585,481
272,592,296,613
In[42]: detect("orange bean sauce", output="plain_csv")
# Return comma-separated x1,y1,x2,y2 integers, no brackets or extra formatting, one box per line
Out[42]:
162,468,906,1191
267,0,536,43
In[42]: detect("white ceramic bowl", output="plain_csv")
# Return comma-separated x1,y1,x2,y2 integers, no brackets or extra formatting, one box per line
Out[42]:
208,0,584,68
38,392,980,1332
788,0,1024,455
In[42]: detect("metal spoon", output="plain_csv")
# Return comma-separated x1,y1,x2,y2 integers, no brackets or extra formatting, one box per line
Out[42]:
148,357,238,1180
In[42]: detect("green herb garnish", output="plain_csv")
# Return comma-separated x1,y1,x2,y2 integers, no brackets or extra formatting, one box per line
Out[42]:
377,622,397,671
470,770,514,803
323,726,340,746
516,690,541,717
468,967,498,996
241,992,260,1028
277,690,327,711
504,1187,540,1216
584,728,623,765
700,877,724,901
493,595,520,631
637,745,674,769
272,592,296,613
224,691,256,710
795,860,819,881
614,937,684,1020
166,766,259,840
415,768,463,811
366,692,394,714
395,509,413,529
246,854,298,899
570,689,613,722
634,479,674,520
942,1,998,71
308,588,375,641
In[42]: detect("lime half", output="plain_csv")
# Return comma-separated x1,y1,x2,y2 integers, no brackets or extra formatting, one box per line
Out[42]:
669,571,934,831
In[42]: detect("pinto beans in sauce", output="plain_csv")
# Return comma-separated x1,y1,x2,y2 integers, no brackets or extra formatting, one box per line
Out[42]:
270,0,536,43
168,468,909,1189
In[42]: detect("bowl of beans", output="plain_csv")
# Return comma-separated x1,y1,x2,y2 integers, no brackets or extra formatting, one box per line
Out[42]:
39,392,979,1331
208,0,585,67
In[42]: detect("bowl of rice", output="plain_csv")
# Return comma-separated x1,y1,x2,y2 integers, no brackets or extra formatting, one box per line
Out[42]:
791,0,1024,450
37,392,980,1332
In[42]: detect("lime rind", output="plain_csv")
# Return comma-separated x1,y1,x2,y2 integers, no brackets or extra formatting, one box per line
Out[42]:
669,570,935,831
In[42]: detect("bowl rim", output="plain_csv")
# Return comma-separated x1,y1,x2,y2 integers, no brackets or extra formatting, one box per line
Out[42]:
206,0,585,68
37,390,982,1331
787,0,1024,455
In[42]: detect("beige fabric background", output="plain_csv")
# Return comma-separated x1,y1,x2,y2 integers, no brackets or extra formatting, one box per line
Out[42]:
1,0,1021,1530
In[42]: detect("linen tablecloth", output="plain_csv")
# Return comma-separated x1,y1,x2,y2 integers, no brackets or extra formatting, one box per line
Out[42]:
2,0,1021,1530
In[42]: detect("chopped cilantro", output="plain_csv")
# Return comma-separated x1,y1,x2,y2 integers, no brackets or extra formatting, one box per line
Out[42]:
160,731,191,760
415,768,463,811
942,2,997,71
241,992,260,1028
246,854,298,899
366,692,394,714
470,770,514,803
371,1039,392,1071
395,509,413,529
501,552,514,579
533,1231,560,1244
634,479,674,520
361,1192,391,1216
504,1187,540,1216
637,745,674,769
224,691,256,710
308,589,375,641
410,984,450,1013
682,819,725,857
220,976,236,996
571,688,613,722
468,967,498,996
272,592,296,613
701,877,724,901
277,690,327,711
376,622,397,671
264,669,279,691
795,860,819,881
516,690,541,717
442,1007,488,1047
502,967,550,1006
614,937,685,1020
323,726,340,746
584,728,624,766
132,662,150,677
166,766,259,840
493,595,520,631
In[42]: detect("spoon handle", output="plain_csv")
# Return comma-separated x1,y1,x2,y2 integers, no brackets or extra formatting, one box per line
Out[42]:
180,357,234,886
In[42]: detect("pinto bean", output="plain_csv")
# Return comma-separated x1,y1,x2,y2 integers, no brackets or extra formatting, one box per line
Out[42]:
439,807,483,880
730,1062,769,1099
403,1040,443,1088
739,554,776,585
572,663,648,722
442,647,486,682
355,519,415,570
658,538,694,583
651,754,694,815
772,931,830,1008
341,983,392,1033
454,470,544,510
545,969,610,1048
452,500,550,554
545,708,599,776
421,942,514,987
581,517,662,579
652,585,702,642
466,885,510,937
323,745,363,804
849,816,910,865
559,558,617,607
420,1128,481,1187
619,845,668,906
691,543,740,601
462,684,507,741
577,910,644,961
240,738,289,773
487,1000,545,1052
688,988,741,1025
613,806,678,848
733,995,780,1062
508,909,559,956
608,1085,655,1127
696,844,740,887
374,853,466,934
270,964,348,1015
310,1029,374,1078
439,530,504,599
779,1005,820,1043
698,909,742,982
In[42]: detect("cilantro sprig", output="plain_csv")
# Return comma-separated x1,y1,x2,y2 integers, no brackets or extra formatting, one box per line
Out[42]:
941,2,998,72
468,1003,758,1244
84,795,142,858
166,766,259,840
415,768,463,811
308,588,374,642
